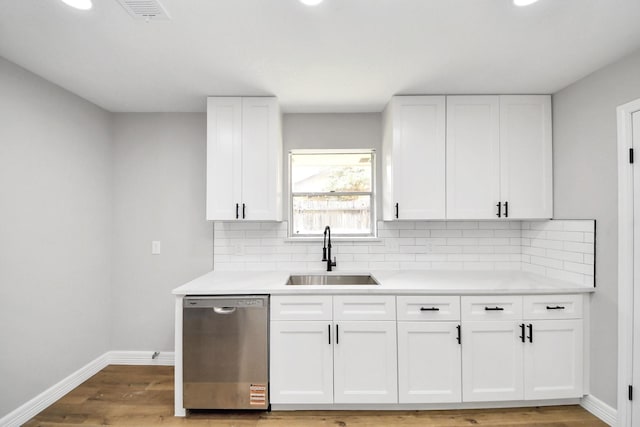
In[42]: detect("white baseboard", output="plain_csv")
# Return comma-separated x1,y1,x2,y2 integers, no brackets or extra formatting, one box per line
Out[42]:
107,350,175,366
0,350,175,427
0,352,110,427
581,394,617,426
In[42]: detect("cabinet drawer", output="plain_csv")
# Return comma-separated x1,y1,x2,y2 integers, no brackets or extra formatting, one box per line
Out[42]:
334,296,396,321
523,294,583,320
271,295,333,321
461,296,522,321
397,296,460,321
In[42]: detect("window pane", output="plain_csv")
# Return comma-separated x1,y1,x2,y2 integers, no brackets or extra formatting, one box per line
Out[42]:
292,195,371,235
291,153,372,193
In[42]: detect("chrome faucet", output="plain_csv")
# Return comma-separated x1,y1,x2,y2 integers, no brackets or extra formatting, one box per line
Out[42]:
322,225,337,272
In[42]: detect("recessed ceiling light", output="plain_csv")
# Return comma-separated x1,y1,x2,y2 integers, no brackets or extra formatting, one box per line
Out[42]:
513,0,539,6
60,0,93,10
299,0,324,6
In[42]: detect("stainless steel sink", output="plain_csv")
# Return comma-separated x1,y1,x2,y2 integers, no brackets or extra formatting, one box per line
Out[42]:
287,274,380,286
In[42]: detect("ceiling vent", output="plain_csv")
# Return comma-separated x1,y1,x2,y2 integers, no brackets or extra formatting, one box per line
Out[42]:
117,0,171,21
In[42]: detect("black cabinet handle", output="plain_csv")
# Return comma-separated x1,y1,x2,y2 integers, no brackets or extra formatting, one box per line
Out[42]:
395,203,399,219
242,203,246,219
504,201,509,218
496,202,502,218
520,323,525,343
485,306,504,311
527,324,533,343
336,324,339,344
328,324,331,345
456,324,461,344
420,307,440,311
546,305,566,310
235,203,239,219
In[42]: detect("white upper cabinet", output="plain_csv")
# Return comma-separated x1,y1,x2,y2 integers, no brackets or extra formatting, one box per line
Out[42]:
499,95,553,219
446,95,552,220
206,97,282,221
382,96,446,220
446,96,501,219
206,97,242,221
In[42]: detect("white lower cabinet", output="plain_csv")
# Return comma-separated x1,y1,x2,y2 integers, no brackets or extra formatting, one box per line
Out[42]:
270,295,397,405
270,321,333,404
334,321,398,403
523,319,583,400
398,322,462,403
270,293,584,407
460,295,584,403
461,320,524,402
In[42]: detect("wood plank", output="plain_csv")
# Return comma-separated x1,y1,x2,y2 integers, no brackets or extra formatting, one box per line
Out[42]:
24,365,606,427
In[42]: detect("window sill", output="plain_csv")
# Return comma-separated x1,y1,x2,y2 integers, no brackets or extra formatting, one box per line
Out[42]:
284,236,381,243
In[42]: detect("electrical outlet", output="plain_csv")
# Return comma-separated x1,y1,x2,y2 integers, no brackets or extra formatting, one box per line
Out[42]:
152,241,161,255
426,242,433,253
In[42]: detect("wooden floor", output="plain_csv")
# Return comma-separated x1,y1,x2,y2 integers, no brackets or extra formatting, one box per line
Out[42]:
25,365,606,427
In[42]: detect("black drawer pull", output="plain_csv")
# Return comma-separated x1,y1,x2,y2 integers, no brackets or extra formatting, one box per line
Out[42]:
456,325,461,344
527,323,533,343
519,323,525,343
420,307,440,311
546,305,566,310
484,306,504,311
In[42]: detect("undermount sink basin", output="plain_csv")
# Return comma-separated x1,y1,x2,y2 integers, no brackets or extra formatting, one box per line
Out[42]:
287,274,380,286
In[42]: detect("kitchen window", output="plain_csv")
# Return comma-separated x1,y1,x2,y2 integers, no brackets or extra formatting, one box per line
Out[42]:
289,150,376,238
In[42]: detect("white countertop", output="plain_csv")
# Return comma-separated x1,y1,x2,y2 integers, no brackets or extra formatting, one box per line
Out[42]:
172,270,595,296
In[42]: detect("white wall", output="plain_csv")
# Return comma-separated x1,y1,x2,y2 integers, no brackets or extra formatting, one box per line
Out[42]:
0,57,113,417
110,113,213,351
553,47,640,408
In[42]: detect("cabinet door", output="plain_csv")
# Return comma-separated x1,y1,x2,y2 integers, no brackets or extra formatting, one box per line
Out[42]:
383,96,446,220
446,96,500,219
206,97,242,220
334,321,398,403
499,95,552,219
524,320,583,399
270,321,333,404
241,97,282,221
461,321,523,402
398,322,461,403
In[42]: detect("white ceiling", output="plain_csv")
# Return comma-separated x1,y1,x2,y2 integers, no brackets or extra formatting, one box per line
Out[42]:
1,0,639,113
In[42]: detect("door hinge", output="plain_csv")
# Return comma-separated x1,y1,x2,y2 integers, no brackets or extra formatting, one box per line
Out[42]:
629,385,633,401
631,148,635,164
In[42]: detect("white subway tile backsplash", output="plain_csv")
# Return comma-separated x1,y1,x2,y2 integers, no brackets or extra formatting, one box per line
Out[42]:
564,241,594,254
431,229,463,238
446,221,479,229
212,220,595,286
416,221,446,229
530,256,563,269
400,229,430,238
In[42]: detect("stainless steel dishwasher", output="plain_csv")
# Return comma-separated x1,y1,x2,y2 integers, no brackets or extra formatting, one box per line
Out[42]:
183,295,269,410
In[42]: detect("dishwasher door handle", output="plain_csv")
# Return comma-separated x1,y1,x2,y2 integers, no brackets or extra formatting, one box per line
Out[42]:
213,307,237,314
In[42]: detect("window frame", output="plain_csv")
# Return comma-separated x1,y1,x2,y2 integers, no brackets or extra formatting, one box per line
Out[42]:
288,148,377,239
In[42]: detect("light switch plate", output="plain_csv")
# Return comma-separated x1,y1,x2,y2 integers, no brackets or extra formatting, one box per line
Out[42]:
152,241,161,255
